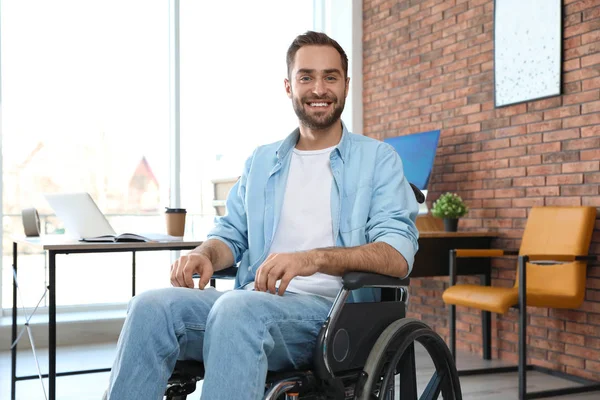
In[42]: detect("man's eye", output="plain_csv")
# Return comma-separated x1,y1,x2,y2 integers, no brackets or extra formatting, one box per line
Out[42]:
299,76,311,82
325,76,337,81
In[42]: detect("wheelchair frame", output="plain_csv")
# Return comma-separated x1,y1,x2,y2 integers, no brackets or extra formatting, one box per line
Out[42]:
165,272,462,400
165,184,460,399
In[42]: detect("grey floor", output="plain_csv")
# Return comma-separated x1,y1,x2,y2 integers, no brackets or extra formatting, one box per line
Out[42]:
1,342,599,399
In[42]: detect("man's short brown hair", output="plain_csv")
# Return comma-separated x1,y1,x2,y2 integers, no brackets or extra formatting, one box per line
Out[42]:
286,31,349,79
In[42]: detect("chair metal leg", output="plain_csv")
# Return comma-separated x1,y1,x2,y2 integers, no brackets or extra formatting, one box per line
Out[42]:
518,256,528,400
450,305,456,361
481,269,492,360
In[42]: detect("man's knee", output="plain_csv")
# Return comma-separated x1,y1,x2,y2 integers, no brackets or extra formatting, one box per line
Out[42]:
206,290,267,330
127,288,177,324
128,287,222,331
128,287,204,325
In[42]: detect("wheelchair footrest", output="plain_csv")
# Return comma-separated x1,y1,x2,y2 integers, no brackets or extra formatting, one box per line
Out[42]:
165,379,197,397
266,370,319,396
166,360,205,397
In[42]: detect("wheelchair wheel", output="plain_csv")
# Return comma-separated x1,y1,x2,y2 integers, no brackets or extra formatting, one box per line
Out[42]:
357,318,461,400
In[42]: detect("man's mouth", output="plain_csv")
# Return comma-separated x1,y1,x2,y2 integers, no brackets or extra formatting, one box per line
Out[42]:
306,101,332,109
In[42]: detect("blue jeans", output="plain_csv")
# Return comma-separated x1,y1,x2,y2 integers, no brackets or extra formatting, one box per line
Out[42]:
106,287,333,400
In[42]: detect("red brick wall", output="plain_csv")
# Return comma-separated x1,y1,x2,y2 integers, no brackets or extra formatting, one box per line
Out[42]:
363,0,600,380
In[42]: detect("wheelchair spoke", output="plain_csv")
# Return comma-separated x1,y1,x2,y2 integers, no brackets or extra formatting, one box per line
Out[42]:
398,343,417,400
419,370,444,400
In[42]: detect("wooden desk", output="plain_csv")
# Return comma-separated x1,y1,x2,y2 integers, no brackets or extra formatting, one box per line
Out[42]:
413,231,498,360
413,231,498,278
10,236,203,400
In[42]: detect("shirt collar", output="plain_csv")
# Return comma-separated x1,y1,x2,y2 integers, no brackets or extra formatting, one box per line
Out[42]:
276,120,350,162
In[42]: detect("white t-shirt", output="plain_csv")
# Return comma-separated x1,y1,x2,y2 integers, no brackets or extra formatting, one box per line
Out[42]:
245,145,343,299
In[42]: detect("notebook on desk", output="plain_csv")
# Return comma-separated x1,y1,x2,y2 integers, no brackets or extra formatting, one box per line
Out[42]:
44,192,180,242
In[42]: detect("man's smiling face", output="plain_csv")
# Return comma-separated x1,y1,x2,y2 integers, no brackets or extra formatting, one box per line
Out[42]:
285,45,349,130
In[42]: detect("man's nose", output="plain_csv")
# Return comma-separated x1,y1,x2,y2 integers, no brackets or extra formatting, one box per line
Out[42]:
312,80,327,97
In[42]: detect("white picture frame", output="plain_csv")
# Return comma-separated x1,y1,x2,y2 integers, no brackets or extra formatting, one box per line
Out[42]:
494,0,562,107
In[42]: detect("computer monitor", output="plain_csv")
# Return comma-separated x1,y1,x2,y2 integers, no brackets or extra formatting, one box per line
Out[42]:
384,130,441,214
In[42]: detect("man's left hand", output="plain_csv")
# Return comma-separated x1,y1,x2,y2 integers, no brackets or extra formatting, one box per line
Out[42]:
255,252,319,295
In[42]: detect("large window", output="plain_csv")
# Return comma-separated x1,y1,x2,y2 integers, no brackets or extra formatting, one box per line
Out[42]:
1,1,171,308
0,1,347,311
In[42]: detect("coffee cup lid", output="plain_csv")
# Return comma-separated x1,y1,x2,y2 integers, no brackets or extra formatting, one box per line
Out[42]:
165,207,187,213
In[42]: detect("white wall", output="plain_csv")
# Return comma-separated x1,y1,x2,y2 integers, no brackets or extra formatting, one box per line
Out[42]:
317,0,363,134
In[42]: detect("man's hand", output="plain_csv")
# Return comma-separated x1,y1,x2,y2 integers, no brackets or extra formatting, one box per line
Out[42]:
255,252,319,295
170,253,214,290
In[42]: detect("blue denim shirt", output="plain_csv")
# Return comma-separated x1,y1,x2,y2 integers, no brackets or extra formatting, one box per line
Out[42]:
207,123,419,303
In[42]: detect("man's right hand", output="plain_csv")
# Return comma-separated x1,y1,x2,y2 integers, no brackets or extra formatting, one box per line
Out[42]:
170,253,214,289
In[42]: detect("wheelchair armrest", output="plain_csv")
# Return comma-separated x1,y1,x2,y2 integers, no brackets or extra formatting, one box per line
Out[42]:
342,271,410,290
211,266,238,279
192,266,237,280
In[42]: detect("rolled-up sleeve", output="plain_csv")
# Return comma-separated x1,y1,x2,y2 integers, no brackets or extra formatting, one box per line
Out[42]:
206,151,254,264
366,144,419,277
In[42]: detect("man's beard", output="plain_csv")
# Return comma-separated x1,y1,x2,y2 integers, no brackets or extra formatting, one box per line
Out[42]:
292,94,345,130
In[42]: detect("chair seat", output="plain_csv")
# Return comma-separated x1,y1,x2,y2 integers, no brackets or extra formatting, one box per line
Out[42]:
443,284,585,314
443,284,518,314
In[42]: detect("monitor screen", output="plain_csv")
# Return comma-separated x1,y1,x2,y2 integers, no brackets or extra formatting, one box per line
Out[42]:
383,129,441,191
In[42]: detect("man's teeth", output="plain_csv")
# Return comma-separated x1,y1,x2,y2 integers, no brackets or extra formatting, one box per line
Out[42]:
309,102,329,107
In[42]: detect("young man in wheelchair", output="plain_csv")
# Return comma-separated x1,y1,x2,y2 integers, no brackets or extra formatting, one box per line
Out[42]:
105,31,419,400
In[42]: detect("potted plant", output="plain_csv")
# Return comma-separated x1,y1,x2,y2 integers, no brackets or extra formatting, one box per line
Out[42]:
431,192,468,232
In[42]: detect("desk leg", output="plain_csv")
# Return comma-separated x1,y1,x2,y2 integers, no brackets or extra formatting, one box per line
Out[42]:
481,269,492,361
449,250,457,361
132,251,136,297
11,242,18,400
49,250,56,400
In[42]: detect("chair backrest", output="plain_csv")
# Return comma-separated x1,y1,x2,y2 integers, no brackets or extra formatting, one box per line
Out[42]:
515,206,596,307
519,206,596,257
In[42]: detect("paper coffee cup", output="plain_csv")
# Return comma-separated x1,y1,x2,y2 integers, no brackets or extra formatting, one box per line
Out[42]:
165,207,186,236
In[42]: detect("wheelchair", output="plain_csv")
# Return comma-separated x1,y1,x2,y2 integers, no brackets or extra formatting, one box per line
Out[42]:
164,185,462,399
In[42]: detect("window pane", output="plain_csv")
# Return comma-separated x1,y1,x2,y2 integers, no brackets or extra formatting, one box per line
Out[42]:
179,1,314,236
1,1,171,308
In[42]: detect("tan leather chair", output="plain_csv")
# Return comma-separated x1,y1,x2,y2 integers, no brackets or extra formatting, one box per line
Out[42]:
442,206,598,400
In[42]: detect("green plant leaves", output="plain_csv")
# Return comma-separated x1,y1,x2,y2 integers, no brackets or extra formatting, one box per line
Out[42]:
431,192,468,219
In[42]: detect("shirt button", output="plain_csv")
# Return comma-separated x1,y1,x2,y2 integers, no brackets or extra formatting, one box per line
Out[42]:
248,266,252,271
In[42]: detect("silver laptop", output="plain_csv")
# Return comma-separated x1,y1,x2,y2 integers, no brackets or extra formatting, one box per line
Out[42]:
44,192,116,240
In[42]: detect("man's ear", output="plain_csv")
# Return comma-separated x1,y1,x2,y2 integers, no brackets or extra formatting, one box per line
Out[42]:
284,78,292,99
345,77,350,98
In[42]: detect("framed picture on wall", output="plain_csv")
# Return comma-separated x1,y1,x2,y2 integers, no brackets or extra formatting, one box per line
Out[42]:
494,0,562,107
